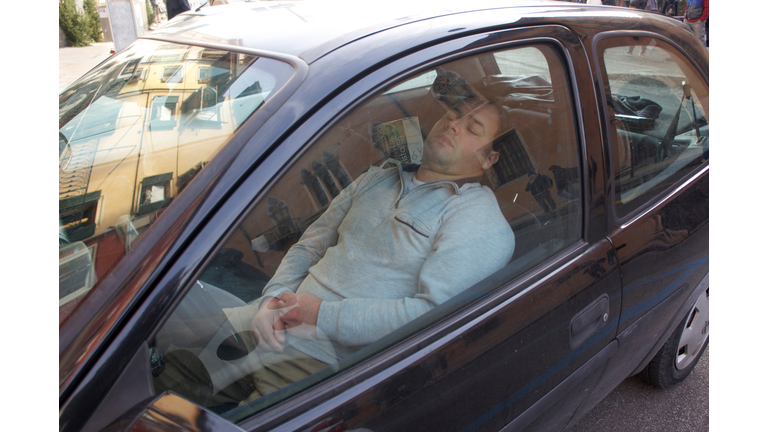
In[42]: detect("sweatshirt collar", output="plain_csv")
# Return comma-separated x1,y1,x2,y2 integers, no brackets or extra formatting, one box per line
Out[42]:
397,161,481,193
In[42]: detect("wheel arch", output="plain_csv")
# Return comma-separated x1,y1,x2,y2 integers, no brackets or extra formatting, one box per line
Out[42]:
630,272,709,377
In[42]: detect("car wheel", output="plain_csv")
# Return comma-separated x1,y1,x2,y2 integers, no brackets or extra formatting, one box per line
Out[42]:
641,287,709,388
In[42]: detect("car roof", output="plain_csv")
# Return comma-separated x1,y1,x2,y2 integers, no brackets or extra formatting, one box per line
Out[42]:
145,0,589,63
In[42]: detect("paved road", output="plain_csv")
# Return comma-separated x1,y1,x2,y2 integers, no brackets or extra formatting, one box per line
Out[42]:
59,42,114,93
570,346,708,432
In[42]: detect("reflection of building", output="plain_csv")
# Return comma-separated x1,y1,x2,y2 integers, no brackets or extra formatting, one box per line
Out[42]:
300,152,352,211
59,45,264,287
486,129,535,188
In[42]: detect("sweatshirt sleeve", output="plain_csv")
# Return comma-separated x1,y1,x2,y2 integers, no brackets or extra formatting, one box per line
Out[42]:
317,192,515,346
261,173,367,299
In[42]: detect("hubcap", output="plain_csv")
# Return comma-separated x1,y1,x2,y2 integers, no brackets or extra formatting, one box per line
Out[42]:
675,288,709,370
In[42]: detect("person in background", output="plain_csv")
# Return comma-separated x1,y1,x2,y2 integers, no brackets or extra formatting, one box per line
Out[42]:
525,171,557,219
683,0,709,47
549,165,580,200
661,0,678,16
166,0,191,21
625,0,658,55
628,0,658,11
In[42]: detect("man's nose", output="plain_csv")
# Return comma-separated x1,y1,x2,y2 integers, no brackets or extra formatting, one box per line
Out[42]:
447,117,463,134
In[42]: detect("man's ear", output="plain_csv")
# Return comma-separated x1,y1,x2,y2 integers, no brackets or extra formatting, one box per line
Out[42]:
482,150,500,170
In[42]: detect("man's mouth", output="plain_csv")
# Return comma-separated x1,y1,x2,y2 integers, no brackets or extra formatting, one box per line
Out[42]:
435,135,453,148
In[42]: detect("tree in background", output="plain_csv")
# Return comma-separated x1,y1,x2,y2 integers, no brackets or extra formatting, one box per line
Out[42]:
83,0,104,43
146,0,158,28
59,0,91,47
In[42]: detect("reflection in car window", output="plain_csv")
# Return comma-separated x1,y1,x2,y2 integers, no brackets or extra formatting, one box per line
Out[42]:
58,39,294,324
149,43,582,423
599,37,709,219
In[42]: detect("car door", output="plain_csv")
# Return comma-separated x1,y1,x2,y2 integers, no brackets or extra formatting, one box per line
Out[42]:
68,24,621,432
565,31,709,420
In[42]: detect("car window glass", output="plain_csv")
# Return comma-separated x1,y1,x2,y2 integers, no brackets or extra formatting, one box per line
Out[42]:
58,39,294,325
149,43,582,423
494,47,551,82
598,37,709,219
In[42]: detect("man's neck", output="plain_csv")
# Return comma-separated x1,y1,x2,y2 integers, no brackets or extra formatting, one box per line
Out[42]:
414,166,483,185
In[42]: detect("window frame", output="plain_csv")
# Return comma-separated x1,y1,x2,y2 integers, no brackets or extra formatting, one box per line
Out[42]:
591,30,709,228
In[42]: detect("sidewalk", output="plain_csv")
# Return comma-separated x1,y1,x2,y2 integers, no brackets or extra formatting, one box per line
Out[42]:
59,42,114,93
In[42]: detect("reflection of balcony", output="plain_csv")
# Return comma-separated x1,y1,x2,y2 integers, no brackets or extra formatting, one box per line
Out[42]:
252,219,302,252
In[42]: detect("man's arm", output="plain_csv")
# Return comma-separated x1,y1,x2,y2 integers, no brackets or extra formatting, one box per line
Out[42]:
251,171,370,350
315,195,515,347
260,176,364,298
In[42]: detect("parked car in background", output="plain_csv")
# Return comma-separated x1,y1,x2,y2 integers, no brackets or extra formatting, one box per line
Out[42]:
59,2,708,431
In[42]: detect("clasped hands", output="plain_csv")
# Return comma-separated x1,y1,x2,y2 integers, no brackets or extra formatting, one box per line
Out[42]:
250,291,322,352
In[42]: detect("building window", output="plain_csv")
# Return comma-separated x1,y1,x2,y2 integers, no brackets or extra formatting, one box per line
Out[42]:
59,190,101,243
312,160,340,198
492,129,535,186
119,58,141,80
301,168,329,208
161,65,184,84
180,86,220,124
324,152,351,189
198,67,213,84
150,96,179,130
177,162,205,194
137,173,173,216
128,67,146,83
59,242,98,304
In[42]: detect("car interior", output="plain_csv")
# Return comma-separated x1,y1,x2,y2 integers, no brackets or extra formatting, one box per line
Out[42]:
601,37,709,219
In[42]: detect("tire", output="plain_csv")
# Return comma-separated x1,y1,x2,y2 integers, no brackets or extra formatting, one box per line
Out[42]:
641,287,709,388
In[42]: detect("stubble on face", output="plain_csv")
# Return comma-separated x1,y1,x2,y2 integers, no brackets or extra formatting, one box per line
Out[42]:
418,103,501,182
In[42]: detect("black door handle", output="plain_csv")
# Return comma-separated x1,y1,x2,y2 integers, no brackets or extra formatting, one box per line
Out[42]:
569,294,610,350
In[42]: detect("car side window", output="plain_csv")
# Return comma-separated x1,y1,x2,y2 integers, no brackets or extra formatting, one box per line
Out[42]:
598,37,709,219
58,40,295,324
148,43,582,422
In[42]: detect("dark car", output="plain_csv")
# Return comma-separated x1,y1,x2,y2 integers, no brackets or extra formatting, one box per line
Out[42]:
58,2,709,431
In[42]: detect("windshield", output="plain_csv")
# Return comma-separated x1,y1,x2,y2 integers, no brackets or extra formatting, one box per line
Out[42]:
59,39,294,325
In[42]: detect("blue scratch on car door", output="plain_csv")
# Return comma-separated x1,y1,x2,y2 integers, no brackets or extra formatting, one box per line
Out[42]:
619,256,708,326
459,317,618,432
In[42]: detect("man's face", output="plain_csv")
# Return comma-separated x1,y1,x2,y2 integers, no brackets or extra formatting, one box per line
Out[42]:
421,103,501,178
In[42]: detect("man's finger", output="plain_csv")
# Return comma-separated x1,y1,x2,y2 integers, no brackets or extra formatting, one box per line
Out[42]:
265,296,281,310
258,324,284,352
273,317,286,344
280,307,301,326
280,291,299,306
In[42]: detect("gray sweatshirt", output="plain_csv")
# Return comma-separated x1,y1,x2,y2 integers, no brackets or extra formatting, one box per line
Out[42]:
262,161,515,364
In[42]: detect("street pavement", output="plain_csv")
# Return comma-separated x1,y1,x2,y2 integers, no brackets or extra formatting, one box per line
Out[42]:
570,346,708,431
59,42,114,93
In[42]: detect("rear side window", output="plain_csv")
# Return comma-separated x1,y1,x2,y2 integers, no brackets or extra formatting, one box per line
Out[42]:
598,37,709,219
149,43,582,424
